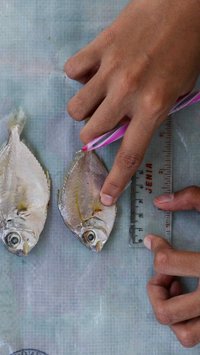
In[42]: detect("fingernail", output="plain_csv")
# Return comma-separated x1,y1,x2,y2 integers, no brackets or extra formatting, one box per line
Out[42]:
100,193,114,206
154,194,174,204
143,236,152,250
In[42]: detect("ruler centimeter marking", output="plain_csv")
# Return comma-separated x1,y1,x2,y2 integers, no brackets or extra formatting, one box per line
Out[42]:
129,118,172,247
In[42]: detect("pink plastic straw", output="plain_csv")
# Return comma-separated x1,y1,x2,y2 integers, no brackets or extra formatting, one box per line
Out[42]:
82,122,129,151
82,90,200,152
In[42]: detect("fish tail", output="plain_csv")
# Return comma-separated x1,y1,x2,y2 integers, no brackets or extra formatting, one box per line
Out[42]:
8,108,26,136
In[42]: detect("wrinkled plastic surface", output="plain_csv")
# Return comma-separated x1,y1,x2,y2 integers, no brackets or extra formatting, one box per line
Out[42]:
0,1,200,354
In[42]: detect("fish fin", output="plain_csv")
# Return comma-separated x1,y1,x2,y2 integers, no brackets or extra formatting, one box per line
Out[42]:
0,143,9,175
20,141,49,186
45,170,51,190
11,140,50,226
75,191,84,222
62,151,85,188
8,108,26,136
0,138,17,210
45,171,51,209
0,143,10,197
57,189,62,207
0,142,7,156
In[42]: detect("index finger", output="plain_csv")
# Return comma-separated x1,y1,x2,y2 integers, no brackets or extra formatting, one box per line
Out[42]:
100,113,157,206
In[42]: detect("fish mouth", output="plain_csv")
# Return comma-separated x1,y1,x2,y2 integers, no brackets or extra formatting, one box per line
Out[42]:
3,245,25,257
2,238,30,256
10,243,30,256
95,241,103,252
16,250,26,257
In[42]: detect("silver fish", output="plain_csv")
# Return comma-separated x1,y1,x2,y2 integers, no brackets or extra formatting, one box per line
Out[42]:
58,151,116,252
0,110,50,256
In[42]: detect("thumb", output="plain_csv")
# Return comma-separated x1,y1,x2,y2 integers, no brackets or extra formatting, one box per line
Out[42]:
144,234,172,252
154,186,200,212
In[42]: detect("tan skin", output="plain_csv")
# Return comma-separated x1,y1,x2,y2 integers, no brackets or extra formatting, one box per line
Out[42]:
144,186,200,348
65,0,200,347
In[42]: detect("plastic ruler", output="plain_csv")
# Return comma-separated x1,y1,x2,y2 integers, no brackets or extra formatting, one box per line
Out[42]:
129,117,172,247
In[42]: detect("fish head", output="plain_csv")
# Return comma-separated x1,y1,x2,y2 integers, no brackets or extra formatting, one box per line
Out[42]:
80,226,108,252
2,228,36,256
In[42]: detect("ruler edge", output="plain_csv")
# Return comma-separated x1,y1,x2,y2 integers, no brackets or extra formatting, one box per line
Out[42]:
129,117,173,248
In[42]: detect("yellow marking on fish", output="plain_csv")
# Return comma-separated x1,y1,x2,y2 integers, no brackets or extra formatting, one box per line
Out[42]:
95,241,103,252
92,200,103,215
17,201,27,211
23,240,30,255
93,208,102,213
75,191,84,223
75,192,98,224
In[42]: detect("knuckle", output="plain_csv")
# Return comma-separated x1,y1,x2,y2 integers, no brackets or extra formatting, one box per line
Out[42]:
178,329,197,348
185,185,200,201
185,185,199,196
67,96,85,120
107,181,121,192
102,179,122,197
116,151,142,170
154,250,169,273
142,90,166,117
100,26,116,48
155,304,172,325
102,54,122,77
119,72,139,96
119,58,149,96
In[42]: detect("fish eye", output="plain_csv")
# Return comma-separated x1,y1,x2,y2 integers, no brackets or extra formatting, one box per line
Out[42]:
83,230,96,243
5,233,21,248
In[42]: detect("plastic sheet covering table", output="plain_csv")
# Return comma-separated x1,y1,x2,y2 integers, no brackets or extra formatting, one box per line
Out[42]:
0,1,199,354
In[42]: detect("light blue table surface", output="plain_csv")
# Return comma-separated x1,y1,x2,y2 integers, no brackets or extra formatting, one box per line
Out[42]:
0,1,199,354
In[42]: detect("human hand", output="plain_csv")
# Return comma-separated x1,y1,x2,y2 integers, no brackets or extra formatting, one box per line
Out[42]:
144,186,200,348
65,0,200,206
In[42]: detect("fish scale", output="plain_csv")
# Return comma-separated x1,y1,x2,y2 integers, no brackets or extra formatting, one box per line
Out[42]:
58,150,116,252
129,118,172,247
